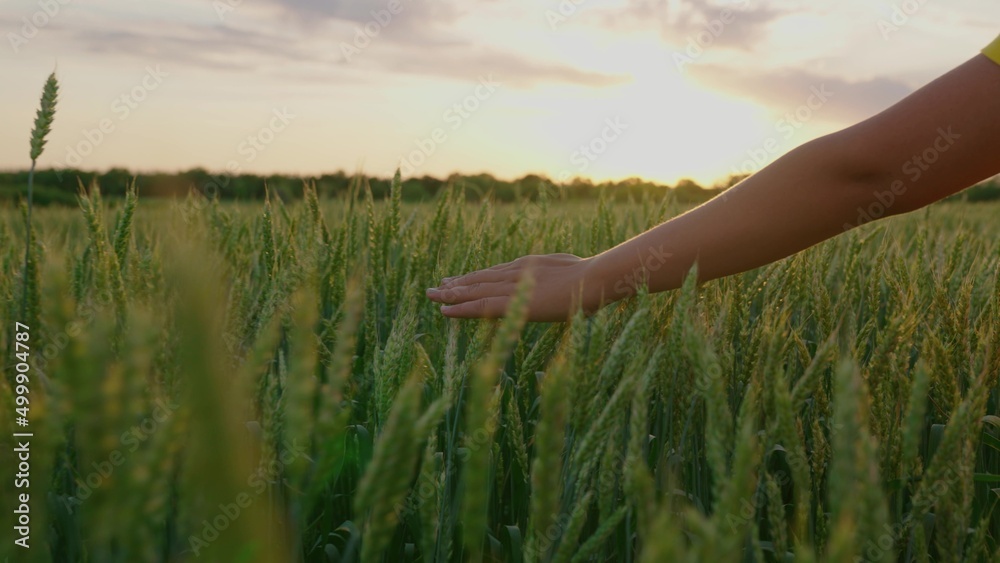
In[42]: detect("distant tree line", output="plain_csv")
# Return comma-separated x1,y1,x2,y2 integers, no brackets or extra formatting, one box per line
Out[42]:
0,167,996,206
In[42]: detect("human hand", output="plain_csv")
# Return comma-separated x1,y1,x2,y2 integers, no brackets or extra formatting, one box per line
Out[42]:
425,253,605,321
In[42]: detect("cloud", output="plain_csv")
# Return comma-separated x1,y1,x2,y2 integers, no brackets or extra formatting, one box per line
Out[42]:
371,45,630,88
689,64,915,122
597,0,786,49
55,8,628,89
69,23,311,72
259,0,462,39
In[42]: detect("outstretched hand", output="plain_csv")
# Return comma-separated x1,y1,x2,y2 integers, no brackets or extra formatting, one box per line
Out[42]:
425,253,604,322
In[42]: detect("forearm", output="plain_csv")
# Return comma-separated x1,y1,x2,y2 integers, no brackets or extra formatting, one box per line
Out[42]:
587,135,876,302
428,54,1000,321
587,54,1000,306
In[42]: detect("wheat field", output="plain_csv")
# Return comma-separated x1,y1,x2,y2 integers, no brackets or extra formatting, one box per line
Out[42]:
2,175,1000,562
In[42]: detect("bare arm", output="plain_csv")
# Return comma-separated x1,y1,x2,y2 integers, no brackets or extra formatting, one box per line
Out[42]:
427,54,1000,321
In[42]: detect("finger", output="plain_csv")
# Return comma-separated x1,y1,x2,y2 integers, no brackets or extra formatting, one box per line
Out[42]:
440,296,510,319
439,266,519,290
426,281,512,304
442,261,512,284
440,257,526,286
486,259,515,270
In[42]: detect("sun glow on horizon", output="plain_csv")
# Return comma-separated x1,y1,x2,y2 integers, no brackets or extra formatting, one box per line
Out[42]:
1,0,996,186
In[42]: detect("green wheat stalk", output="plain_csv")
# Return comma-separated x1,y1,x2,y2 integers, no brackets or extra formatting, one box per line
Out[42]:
22,72,58,319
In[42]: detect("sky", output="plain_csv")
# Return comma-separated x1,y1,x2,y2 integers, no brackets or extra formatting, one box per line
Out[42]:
2,0,998,186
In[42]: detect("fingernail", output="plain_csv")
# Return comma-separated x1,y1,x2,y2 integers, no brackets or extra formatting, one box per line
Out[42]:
440,305,452,313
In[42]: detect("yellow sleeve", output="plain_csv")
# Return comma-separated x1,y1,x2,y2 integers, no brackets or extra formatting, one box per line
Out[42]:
984,35,1000,65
